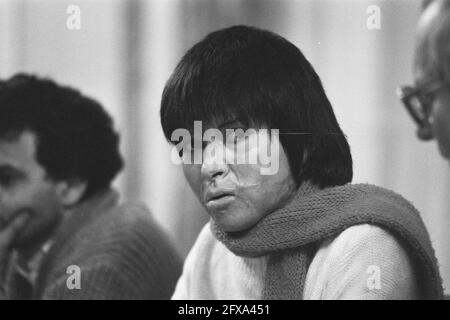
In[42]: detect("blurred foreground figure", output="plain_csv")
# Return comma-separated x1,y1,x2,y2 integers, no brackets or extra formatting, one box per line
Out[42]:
0,74,182,299
398,0,450,157
162,25,443,300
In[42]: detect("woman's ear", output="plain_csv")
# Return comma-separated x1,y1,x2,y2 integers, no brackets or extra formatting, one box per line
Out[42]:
56,179,87,207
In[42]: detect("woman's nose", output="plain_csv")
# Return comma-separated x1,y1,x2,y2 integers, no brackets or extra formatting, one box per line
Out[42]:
200,142,229,181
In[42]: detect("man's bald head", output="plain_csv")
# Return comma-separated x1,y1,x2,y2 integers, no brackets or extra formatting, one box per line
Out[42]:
414,0,450,85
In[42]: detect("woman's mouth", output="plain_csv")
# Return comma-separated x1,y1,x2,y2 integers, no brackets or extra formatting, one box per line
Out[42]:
205,191,236,209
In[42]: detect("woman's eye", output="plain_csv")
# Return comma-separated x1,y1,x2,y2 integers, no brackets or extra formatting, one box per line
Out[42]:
177,141,193,158
226,128,248,143
178,140,208,157
421,92,434,103
0,174,16,187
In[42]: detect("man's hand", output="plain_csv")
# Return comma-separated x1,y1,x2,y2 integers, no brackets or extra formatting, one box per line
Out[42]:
0,213,30,298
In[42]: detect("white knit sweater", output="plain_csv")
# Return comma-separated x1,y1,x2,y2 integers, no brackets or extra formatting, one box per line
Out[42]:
172,223,419,300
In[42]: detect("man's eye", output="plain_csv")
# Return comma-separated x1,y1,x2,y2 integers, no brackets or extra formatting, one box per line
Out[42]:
419,93,434,113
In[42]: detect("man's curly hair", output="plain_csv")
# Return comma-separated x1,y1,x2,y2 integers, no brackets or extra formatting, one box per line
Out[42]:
0,73,124,200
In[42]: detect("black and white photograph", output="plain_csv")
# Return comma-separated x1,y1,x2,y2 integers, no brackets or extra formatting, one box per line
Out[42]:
0,0,449,304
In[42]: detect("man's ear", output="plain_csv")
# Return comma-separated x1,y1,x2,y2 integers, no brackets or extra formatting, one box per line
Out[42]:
55,179,87,207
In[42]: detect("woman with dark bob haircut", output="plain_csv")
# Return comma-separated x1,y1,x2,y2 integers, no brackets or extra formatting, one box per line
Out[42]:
161,25,443,299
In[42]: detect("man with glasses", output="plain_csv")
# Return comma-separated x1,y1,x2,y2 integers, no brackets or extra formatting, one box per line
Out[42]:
397,0,450,157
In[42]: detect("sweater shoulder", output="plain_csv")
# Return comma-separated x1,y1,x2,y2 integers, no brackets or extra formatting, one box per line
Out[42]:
85,201,181,265
310,224,409,275
314,224,413,269
304,224,419,299
324,224,401,250
39,200,182,299
51,199,181,263
85,200,172,244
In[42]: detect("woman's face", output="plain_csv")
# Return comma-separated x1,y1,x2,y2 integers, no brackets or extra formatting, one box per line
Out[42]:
182,120,297,233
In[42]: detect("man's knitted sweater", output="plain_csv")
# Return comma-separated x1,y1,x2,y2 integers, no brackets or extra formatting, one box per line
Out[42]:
7,189,182,299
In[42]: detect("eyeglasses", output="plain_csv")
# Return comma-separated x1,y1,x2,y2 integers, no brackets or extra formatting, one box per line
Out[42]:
396,81,445,127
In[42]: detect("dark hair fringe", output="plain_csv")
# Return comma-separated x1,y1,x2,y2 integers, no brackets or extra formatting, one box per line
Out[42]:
161,25,352,188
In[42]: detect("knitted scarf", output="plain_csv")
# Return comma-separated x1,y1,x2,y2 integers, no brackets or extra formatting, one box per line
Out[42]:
211,182,443,300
